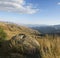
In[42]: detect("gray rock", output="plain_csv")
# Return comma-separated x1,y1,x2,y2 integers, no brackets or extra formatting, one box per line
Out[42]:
1,34,41,58
9,34,41,58
10,34,40,54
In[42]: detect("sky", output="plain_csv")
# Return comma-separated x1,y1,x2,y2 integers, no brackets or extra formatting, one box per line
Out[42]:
0,0,60,25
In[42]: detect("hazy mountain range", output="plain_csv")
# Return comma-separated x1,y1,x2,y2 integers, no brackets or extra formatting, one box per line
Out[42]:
25,24,60,34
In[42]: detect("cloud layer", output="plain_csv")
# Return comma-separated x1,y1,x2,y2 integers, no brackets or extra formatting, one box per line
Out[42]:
0,0,38,14
57,2,60,5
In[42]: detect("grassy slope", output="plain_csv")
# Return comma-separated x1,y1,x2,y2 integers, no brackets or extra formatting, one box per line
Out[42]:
0,22,60,58
36,35,60,58
0,22,40,40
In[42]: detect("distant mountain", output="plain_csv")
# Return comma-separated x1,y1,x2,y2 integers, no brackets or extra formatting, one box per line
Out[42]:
28,24,60,34
23,24,48,27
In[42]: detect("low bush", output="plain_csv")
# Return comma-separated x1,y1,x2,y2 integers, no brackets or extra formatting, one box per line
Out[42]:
0,27,7,42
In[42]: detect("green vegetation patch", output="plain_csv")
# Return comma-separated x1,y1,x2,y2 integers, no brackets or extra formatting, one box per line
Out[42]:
0,27,7,42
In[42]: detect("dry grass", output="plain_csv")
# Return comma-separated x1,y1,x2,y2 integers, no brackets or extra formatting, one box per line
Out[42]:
0,22,39,40
0,22,60,58
36,35,60,58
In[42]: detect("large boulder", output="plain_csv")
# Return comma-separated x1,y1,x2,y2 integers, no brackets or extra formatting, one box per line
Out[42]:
0,34,41,58
9,34,40,58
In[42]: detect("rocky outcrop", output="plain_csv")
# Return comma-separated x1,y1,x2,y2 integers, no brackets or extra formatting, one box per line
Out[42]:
10,34,40,58
0,34,41,58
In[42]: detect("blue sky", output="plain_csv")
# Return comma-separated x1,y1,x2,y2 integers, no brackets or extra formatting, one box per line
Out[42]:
0,0,60,25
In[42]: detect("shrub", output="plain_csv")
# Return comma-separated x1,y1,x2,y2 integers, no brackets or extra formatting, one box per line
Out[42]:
0,27,7,42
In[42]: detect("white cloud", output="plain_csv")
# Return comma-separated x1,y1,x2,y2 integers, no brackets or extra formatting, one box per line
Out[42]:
0,0,38,14
57,2,60,5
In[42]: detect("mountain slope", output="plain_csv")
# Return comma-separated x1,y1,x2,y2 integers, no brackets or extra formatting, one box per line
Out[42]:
0,22,60,58
0,22,40,40
0,22,41,58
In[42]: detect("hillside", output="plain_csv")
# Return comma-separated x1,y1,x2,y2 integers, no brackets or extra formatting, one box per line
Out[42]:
0,22,41,58
0,22,60,58
0,22,40,40
29,25,60,58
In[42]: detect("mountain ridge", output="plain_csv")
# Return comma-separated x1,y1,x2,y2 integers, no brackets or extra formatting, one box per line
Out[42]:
28,24,60,34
